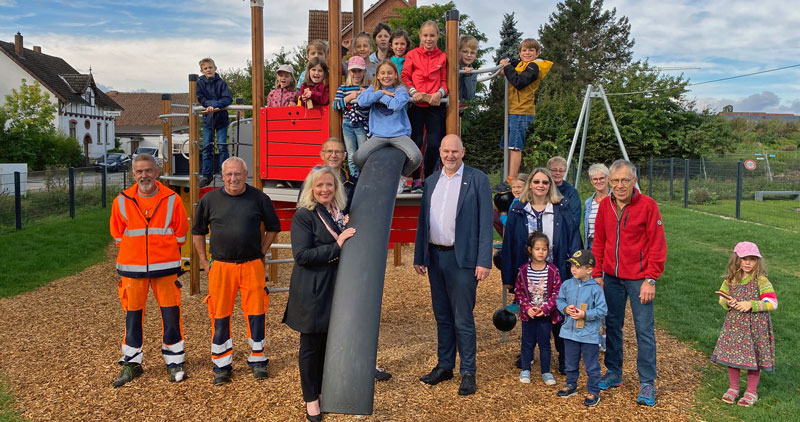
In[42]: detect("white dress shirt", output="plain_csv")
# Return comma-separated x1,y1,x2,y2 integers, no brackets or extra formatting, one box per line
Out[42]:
429,163,464,246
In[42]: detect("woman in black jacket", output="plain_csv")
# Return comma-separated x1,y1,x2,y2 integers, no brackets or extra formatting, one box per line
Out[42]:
283,166,355,422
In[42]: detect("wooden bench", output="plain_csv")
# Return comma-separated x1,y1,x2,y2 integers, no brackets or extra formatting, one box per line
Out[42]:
754,191,800,201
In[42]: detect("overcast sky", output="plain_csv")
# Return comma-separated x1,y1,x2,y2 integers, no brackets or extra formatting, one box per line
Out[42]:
2,0,799,113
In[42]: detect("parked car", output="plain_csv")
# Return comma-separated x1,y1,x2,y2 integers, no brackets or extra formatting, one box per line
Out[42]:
95,153,131,173
133,146,163,168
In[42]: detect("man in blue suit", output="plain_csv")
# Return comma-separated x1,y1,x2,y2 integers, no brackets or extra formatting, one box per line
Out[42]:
413,134,493,396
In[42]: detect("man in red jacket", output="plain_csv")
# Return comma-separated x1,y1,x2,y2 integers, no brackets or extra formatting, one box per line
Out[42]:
591,159,666,407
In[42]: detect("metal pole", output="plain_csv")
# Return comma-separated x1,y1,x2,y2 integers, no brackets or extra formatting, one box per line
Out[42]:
669,157,674,200
596,85,631,162
648,157,653,197
101,166,107,208
14,171,22,230
575,85,593,189
736,159,743,219
251,0,264,190
566,86,591,181
328,0,343,140
123,170,127,189
69,167,75,218
189,74,200,295
503,78,509,181
235,97,244,157
683,159,689,208
445,9,460,136
162,94,173,180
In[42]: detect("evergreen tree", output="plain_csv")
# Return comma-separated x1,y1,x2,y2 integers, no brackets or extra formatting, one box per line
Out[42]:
493,13,522,63
538,0,634,92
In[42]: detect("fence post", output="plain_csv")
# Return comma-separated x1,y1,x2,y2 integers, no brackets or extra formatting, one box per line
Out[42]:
669,158,674,200
101,167,107,208
648,157,654,197
69,167,75,219
14,171,22,230
123,171,127,189
683,159,689,208
736,159,743,219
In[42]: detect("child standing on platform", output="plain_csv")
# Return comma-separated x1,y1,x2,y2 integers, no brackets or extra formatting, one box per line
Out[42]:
556,249,607,407
401,20,447,192
712,241,776,407
389,29,411,76
368,22,392,64
296,40,328,88
298,57,330,107
514,231,562,386
196,57,232,188
334,56,370,178
267,64,300,107
346,32,377,84
458,35,479,104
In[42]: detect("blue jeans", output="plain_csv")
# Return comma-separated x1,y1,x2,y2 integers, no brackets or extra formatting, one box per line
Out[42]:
499,114,535,150
427,246,478,375
202,126,229,178
564,338,601,395
603,274,657,384
342,119,367,178
520,317,552,373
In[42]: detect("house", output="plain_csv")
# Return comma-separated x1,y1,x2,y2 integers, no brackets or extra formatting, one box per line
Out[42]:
308,0,415,45
0,33,123,159
107,91,190,155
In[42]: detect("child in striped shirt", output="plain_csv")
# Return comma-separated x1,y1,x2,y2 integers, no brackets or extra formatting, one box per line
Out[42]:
334,56,370,178
712,241,777,407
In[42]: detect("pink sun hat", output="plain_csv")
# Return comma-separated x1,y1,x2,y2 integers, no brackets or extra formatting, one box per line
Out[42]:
347,55,366,70
734,241,762,258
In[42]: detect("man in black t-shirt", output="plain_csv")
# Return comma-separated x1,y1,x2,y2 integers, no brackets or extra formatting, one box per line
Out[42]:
192,157,281,385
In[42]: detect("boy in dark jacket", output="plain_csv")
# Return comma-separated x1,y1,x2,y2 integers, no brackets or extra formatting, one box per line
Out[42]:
197,58,232,187
556,249,608,407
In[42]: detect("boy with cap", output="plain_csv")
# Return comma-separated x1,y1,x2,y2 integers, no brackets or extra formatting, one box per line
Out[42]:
555,249,608,406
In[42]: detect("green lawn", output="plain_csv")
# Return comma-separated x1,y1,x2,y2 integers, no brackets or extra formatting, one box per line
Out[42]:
0,206,112,297
0,374,20,422
657,206,798,420
680,199,800,232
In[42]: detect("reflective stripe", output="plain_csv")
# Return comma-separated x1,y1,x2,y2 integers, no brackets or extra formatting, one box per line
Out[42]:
163,353,185,366
124,227,175,237
163,195,175,230
120,344,142,364
117,260,182,273
114,237,122,243
162,340,185,353
211,339,233,355
248,354,267,363
212,353,233,368
248,338,266,352
117,196,127,220
175,236,186,243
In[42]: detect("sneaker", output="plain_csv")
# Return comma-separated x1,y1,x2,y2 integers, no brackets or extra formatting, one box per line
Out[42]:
168,365,186,383
251,364,268,380
637,383,656,406
557,383,577,398
598,371,622,390
199,175,212,188
419,366,453,385
584,393,600,407
375,367,392,382
213,369,232,385
519,370,531,384
542,372,556,386
112,363,144,388
411,179,423,193
505,302,520,314
397,176,406,195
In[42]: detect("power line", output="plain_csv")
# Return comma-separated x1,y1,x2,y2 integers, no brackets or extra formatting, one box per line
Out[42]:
605,63,800,97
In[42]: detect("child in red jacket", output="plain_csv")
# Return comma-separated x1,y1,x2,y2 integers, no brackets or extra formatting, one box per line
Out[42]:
299,57,330,107
400,20,447,191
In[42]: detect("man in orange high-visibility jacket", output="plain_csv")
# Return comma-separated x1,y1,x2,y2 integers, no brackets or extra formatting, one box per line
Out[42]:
192,157,281,385
109,153,189,388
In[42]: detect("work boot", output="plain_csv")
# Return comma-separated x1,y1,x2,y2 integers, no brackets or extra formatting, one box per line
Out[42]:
252,364,269,380
112,363,144,388
213,369,232,385
168,365,186,383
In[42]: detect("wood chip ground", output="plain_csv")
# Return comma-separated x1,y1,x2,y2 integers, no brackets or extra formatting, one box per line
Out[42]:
0,236,706,421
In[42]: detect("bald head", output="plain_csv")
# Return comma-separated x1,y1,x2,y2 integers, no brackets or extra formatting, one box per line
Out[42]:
441,134,464,151
439,134,465,175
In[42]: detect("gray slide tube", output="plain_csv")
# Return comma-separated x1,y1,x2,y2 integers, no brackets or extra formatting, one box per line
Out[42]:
320,146,406,415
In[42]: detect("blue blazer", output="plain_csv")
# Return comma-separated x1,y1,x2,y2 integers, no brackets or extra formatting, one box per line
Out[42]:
413,165,493,270
500,200,583,285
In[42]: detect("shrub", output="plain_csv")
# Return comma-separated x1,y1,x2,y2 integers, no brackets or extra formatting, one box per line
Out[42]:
689,187,717,205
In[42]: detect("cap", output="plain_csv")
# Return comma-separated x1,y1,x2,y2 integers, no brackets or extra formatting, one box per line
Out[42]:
734,241,762,258
276,64,295,76
568,249,595,268
347,55,366,70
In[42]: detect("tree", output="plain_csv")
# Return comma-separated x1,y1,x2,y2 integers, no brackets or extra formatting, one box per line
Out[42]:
538,0,634,92
722,104,734,113
1,79,57,133
493,13,522,62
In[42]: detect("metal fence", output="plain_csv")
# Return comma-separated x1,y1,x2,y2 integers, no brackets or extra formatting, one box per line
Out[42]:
0,167,129,234
635,153,800,232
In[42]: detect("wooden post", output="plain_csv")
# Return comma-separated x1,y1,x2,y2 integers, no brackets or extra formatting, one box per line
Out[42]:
352,0,363,39
393,242,402,266
328,0,343,140
188,74,200,296
161,94,173,182
251,0,264,190
445,9,460,136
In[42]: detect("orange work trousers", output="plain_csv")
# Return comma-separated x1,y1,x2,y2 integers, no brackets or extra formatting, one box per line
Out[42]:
117,275,184,367
205,259,269,371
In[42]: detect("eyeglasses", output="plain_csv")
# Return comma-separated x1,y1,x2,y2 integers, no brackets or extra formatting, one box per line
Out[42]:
323,149,345,155
591,177,607,183
531,180,550,185
548,168,566,174
609,178,635,186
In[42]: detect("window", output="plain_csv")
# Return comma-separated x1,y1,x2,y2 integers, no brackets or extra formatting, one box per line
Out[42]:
69,120,77,139
97,122,102,145
105,123,109,144
84,88,94,107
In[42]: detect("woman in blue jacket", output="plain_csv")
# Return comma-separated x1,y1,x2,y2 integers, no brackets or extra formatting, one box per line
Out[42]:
501,167,582,373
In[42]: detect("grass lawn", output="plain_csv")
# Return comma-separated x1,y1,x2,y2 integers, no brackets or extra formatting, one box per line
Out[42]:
682,199,800,232
0,374,20,422
657,205,798,420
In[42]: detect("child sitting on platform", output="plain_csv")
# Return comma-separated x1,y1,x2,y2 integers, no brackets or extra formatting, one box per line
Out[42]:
298,57,330,108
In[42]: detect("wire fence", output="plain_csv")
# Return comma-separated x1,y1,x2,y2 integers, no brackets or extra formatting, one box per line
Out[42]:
0,167,129,234
634,153,800,232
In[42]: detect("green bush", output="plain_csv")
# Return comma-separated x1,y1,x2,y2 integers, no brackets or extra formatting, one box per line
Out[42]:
689,187,717,205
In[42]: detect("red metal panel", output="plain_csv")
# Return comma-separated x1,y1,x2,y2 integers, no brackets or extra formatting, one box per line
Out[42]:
390,218,418,229
260,107,268,179
267,166,315,181
269,119,329,131
389,230,417,243
268,156,323,167
267,106,326,121
267,143,323,156
267,131,327,144
392,206,422,217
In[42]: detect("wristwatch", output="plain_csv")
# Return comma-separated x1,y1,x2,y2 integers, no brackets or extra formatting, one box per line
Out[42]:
644,278,656,286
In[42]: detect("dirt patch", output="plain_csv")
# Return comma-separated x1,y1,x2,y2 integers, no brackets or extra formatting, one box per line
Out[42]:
0,236,706,421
